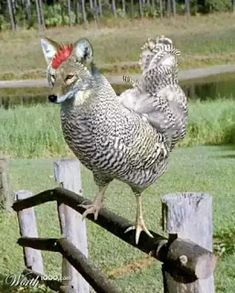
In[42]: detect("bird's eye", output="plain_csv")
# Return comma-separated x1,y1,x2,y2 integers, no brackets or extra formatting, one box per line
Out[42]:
50,74,56,82
49,74,56,87
65,74,74,81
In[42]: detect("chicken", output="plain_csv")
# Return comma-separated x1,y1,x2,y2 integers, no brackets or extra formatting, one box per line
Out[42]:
40,36,187,244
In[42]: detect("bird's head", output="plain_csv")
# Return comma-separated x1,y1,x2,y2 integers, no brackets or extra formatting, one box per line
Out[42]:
41,37,95,105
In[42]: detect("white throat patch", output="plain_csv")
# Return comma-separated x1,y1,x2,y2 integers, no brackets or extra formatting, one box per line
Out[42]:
74,90,91,106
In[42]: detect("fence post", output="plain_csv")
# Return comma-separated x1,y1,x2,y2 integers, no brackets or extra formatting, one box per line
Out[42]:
54,159,89,293
0,158,12,211
15,190,44,274
161,193,214,293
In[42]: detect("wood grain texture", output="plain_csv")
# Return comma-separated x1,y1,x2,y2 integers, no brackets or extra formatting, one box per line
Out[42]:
161,192,215,293
16,190,44,274
54,159,89,293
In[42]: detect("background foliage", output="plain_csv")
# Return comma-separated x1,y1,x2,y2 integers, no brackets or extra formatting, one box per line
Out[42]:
1,0,235,31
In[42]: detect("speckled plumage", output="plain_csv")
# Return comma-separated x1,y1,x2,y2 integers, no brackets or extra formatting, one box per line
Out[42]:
41,36,188,243
60,71,170,192
119,36,187,151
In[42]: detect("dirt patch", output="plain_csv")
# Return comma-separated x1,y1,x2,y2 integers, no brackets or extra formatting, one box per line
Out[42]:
108,256,155,279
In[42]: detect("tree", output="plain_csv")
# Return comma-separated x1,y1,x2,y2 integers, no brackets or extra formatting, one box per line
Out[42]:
39,0,45,28
172,0,176,16
167,0,172,17
185,0,191,16
89,0,93,10
67,0,72,26
24,0,32,27
35,0,45,30
111,0,117,17
159,0,163,18
7,0,16,30
139,0,144,17
151,0,155,10
122,0,126,15
98,0,102,17
130,0,134,17
93,0,99,20
81,0,87,23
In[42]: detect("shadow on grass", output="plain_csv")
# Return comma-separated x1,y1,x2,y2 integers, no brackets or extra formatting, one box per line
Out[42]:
207,144,235,159
218,154,235,159
216,144,235,159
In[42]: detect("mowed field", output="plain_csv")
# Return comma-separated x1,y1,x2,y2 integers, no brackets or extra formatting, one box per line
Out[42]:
0,145,234,292
1,13,235,79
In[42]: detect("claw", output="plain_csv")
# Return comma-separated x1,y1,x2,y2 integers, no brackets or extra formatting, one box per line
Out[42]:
124,225,136,233
125,219,154,244
79,202,103,220
78,185,108,221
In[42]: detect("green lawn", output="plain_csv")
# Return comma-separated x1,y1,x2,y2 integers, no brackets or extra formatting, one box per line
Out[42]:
0,145,234,292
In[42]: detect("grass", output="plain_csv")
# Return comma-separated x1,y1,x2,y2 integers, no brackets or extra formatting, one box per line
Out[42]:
0,104,66,158
1,13,235,79
0,145,234,292
0,99,234,158
182,98,235,146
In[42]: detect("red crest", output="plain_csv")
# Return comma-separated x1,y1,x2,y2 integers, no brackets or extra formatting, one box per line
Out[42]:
51,44,74,69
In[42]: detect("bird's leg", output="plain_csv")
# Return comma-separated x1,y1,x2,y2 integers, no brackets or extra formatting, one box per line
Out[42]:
125,193,153,244
80,185,108,220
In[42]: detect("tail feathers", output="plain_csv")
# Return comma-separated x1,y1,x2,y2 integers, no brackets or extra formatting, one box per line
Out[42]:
139,36,180,76
119,36,187,148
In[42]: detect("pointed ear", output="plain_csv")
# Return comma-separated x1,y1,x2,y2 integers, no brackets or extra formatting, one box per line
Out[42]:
40,38,59,65
74,38,93,64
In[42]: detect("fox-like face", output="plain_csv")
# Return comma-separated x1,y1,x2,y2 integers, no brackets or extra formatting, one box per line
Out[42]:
41,37,94,104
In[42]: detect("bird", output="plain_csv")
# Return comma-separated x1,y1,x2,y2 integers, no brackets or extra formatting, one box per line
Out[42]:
40,36,188,244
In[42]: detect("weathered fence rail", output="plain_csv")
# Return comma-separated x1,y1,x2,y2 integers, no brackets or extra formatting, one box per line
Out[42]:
12,160,216,293
18,237,119,293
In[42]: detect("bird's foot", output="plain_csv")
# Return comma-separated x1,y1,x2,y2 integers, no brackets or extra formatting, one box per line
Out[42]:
125,217,153,244
79,199,104,221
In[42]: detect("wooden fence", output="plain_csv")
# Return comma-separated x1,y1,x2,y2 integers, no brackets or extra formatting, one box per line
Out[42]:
11,159,216,293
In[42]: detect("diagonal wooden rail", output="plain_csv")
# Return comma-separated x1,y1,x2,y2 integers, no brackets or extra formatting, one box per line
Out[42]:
13,187,216,281
18,237,120,293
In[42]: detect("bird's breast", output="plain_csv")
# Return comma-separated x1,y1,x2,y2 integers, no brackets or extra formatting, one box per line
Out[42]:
60,104,170,190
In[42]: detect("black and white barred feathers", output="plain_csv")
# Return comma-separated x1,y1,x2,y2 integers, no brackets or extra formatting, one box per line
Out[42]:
119,36,188,150
61,36,187,192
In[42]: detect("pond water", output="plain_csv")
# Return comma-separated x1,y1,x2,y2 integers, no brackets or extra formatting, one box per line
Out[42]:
0,73,235,109
181,73,235,100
